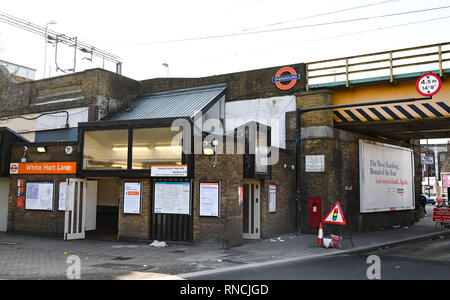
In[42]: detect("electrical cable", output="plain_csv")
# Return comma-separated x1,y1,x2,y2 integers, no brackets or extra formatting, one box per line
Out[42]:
239,0,401,32
0,111,70,128
105,5,450,47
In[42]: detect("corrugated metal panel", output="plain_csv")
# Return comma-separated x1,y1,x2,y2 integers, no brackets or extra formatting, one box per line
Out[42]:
110,84,227,121
34,128,78,142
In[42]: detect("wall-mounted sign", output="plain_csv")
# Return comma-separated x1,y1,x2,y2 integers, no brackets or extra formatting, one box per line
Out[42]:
305,155,325,173
272,67,300,90
58,181,67,211
123,182,142,214
154,181,191,215
25,181,54,211
238,186,244,206
10,162,76,175
268,184,277,213
151,165,188,177
416,73,441,96
421,155,434,165
199,182,220,217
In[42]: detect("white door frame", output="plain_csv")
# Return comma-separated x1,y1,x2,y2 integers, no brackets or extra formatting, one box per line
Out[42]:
242,180,260,239
64,178,87,240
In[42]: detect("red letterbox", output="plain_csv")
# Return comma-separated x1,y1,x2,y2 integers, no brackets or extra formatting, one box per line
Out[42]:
308,197,322,228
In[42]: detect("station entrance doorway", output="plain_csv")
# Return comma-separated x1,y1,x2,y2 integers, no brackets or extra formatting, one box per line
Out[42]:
64,178,119,241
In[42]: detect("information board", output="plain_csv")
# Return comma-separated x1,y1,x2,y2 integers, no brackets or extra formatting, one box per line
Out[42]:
199,182,220,217
359,140,415,213
25,181,54,211
151,165,188,177
268,184,277,213
154,182,191,215
123,182,142,214
58,181,67,211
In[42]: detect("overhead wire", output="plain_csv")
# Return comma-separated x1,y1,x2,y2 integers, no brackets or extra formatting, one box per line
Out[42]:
238,0,401,32
105,5,450,47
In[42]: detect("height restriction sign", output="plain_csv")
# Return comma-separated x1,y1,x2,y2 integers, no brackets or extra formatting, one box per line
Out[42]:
416,73,442,96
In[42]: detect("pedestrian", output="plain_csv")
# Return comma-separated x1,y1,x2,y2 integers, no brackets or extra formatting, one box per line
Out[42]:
419,194,427,215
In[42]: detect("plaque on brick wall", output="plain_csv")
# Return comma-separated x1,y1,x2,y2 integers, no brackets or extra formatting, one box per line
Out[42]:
305,155,325,172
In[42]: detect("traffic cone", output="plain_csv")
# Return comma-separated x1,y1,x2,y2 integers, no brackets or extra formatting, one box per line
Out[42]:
317,223,323,246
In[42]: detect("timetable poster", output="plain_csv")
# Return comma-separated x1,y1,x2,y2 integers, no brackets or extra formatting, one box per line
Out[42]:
199,182,220,217
123,182,142,214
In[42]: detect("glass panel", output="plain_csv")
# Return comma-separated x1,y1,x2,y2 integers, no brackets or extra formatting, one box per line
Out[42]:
83,129,128,170
255,129,269,174
132,127,182,170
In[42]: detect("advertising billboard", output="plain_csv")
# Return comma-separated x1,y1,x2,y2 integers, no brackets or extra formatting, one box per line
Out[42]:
359,140,415,213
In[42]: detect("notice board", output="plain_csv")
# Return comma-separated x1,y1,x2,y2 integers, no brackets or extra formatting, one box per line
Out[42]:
268,184,277,213
199,182,220,217
58,181,67,211
123,182,142,214
154,182,191,215
25,181,54,211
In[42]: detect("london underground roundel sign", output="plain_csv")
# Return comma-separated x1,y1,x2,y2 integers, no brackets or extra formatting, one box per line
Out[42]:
416,73,442,96
272,67,300,90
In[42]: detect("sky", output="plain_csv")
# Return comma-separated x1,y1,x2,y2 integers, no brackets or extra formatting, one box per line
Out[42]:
0,0,450,81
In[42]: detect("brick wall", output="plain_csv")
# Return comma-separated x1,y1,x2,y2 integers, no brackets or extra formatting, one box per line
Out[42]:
7,142,77,235
139,64,306,102
0,69,139,122
193,137,296,246
259,150,296,238
117,178,151,241
296,90,423,234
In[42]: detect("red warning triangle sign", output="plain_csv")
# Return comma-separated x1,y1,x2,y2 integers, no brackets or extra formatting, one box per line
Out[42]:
323,202,346,225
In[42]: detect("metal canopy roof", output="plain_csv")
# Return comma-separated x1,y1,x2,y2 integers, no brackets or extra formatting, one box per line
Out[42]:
110,84,227,121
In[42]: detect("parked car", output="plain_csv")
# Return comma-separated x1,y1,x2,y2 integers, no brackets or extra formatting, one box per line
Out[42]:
426,197,436,205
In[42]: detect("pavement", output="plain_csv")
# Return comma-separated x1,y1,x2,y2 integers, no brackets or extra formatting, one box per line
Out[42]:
0,205,449,280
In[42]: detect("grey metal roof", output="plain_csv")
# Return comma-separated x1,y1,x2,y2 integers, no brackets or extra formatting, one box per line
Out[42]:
110,84,227,121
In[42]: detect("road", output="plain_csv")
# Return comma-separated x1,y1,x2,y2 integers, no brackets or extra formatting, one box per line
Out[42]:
188,236,450,280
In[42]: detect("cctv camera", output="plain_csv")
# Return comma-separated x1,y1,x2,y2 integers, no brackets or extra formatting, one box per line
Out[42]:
23,146,28,151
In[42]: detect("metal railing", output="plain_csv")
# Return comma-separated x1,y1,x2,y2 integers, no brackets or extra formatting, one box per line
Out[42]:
306,42,450,90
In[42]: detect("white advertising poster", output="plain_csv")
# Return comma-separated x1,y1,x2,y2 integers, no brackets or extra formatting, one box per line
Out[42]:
199,182,220,217
359,140,415,213
58,181,66,211
154,182,191,215
151,165,188,177
268,184,277,213
25,181,54,211
123,182,142,214
305,155,325,172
